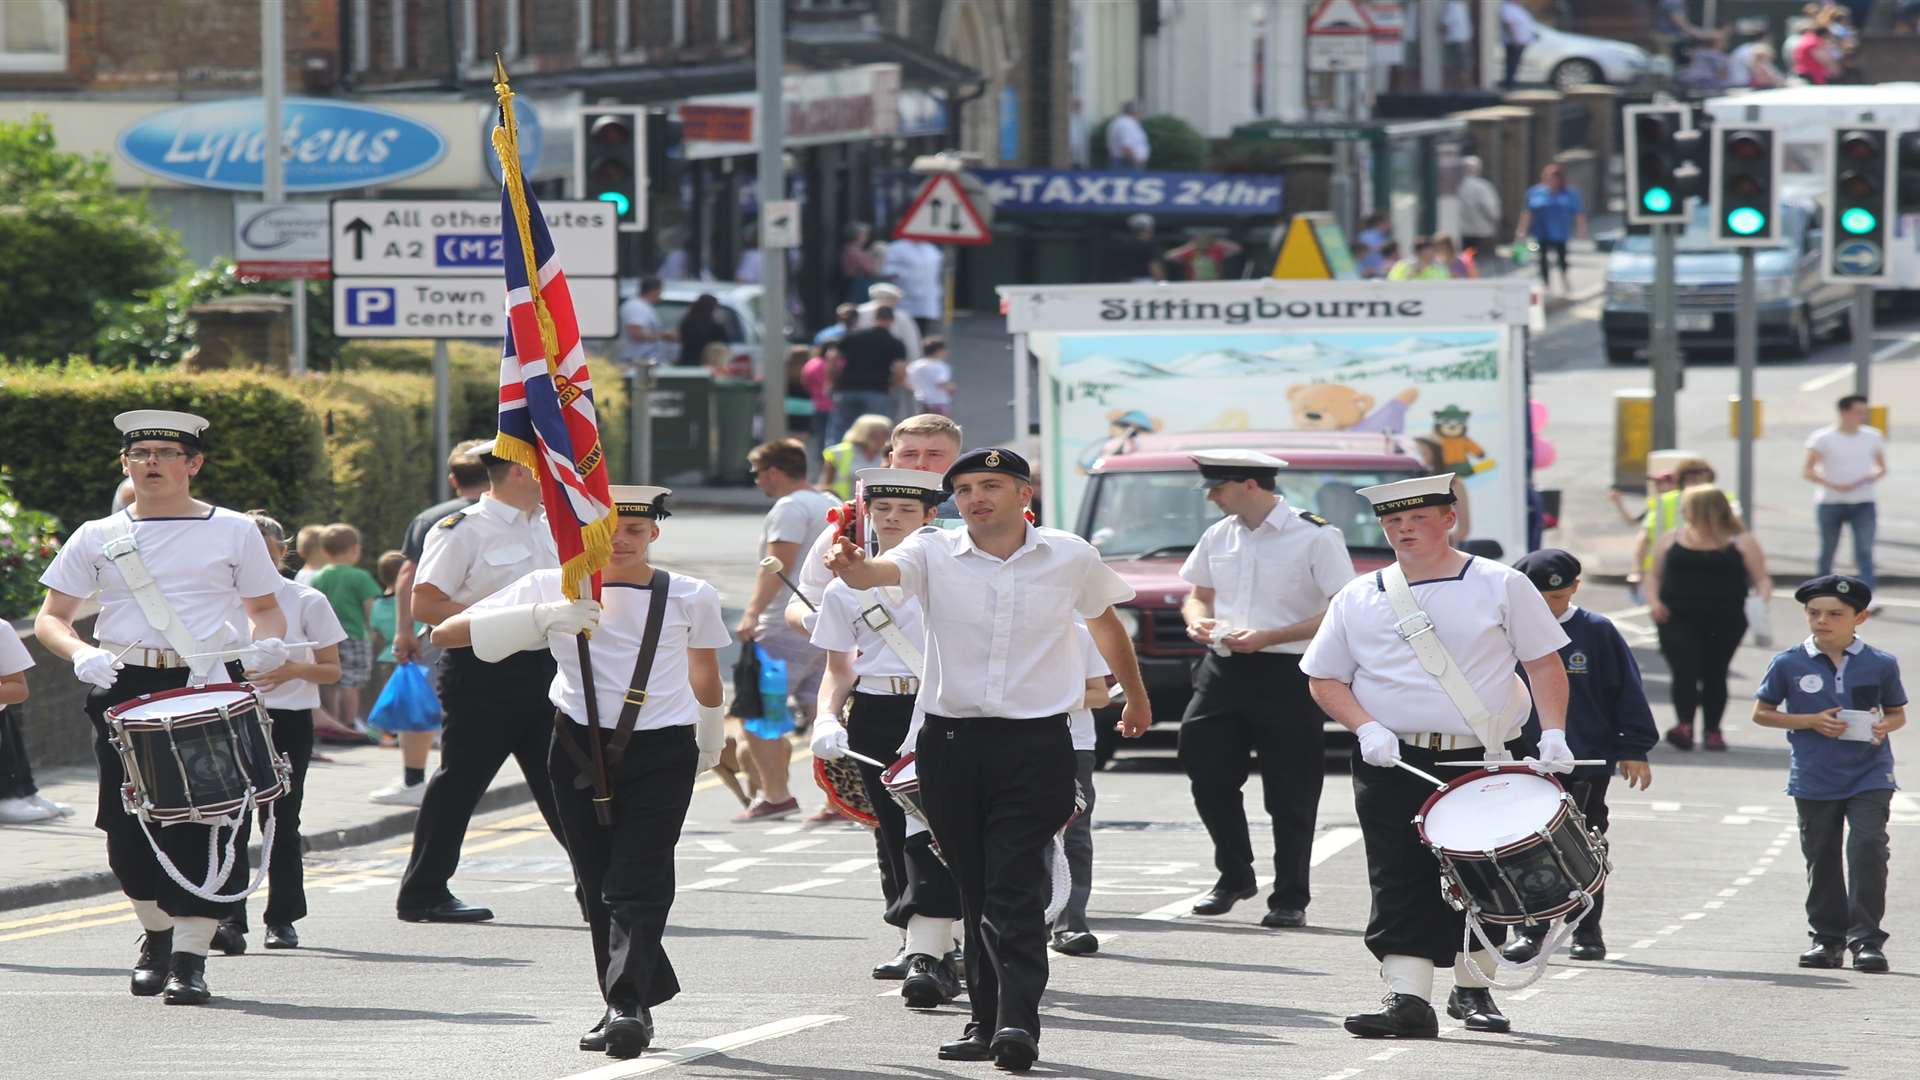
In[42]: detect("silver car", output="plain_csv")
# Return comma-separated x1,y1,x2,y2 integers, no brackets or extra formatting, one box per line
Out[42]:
1515,25,1664,89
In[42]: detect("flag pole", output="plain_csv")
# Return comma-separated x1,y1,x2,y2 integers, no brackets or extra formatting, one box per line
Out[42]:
491,55,613,825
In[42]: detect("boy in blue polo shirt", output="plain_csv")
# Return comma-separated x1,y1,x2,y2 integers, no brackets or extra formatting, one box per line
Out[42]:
1503,549,1657,964
1754,575,1907,974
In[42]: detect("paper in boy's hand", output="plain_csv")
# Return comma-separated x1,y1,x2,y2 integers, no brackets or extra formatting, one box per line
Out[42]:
1837,709,1878,743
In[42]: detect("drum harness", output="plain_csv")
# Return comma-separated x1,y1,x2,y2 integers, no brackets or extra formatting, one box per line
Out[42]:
1381,564,1601,990
98,516,280,903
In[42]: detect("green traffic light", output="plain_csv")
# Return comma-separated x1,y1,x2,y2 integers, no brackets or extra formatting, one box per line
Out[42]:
597,191,631,217
1726,207,1767,236
1840,207,1878,235
1641,187,1673,213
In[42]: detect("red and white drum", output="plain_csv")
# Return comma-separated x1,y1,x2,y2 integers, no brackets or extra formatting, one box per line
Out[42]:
1414,767,1609,926
104,684,291,825
879,752,926,827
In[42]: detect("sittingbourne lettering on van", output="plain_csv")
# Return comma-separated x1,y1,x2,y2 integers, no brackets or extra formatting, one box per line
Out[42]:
1098,297,1426,325
117,98,447,192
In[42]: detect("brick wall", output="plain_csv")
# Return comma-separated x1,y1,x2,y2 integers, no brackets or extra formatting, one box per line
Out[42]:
10,618,98,771
0,0,340,95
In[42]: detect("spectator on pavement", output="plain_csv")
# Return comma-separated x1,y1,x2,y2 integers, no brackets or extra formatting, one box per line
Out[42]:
1514,163,1586,294
1442,1,1475,88
1806,394,1888,589
1457,157,1503,268
813,302,858,347
617,276,675,371
841,223,883,303
310,524,382,733
1646,486,1770,752
1120,213,1165,282
906,337,956,417
831,307,908,445
1106,101,1150,169
734,232,763,284
0,628,72,825
676,293,731,369
882,238,945,335
1653,0,1726,59
1165,230,1242,282
294,525,329,585
1436,235,1475,279
819,414,893,501
802,342,838,443
1500,0,1539,87
1794,23,1839,82
857,283,923,361
1388,236,1453,280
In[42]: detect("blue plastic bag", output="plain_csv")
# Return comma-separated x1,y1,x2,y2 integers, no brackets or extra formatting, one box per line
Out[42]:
740,644,791,740
367,662,443,733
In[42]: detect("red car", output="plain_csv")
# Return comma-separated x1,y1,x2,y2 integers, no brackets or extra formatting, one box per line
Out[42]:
1077,430,1428,765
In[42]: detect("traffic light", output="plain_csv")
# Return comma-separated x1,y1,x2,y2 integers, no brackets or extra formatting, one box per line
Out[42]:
1896,129,1920,217
577,108,646,232
1625,105,1693,225
1824,126,1893,283
1710,124,1779,245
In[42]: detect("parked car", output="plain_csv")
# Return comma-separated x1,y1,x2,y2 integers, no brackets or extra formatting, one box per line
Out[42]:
640,281,791,374
1515,26,1663,89
1073,430,1428,766
1601,196,1852,365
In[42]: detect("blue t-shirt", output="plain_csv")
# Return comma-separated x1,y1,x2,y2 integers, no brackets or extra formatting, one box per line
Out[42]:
1521,607,1659,780
1755,637,1905,800
1525,184,1584,243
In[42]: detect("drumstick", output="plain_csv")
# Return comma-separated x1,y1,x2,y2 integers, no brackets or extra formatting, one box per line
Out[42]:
1391,759,1449,789
179,641,322,661
759,556,817,612
839,749,890,770
1437,759,1610,768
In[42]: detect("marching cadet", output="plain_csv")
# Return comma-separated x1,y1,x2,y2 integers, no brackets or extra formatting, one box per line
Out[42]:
34,410,292,1005
809,468,964,1007
1052,620,1112,956
1502,549,1656,964
1300,474,1574,1038
433,485,730,1059
827,447,1151,1073
397,440,569,924
1178,450,1354,927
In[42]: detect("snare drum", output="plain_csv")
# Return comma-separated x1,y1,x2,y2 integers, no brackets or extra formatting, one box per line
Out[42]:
104,684,291,825
880,753,925,826
1415,768,1609,925
813,756,878,828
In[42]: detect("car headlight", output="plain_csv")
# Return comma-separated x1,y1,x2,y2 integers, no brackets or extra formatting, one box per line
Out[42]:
1114,607,1141,639
1609,281,1648,304
1755,276,1796,303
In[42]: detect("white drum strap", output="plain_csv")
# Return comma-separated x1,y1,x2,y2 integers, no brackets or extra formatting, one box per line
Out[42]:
97,516,226,680
850,589,926,677
1460,891,1594,992
1041,833,1072,925
138,797,276,903
1379,564,1513,756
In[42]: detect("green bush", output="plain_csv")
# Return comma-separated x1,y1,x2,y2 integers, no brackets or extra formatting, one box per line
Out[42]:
94,260,341,371
0,468,62,621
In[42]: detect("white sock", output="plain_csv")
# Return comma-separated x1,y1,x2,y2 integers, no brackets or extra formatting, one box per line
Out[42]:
907,915,954,959
1453,949,1498,989
172,916,217,957
130,899,173,933
1381,955,1436,1002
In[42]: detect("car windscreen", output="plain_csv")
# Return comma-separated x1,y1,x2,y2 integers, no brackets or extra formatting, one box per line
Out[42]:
1618,203,1803,254
1080,468,1411,558
654,299,745,343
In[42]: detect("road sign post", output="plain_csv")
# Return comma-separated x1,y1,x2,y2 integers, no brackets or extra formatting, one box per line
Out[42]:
757,0,788,442
433,339,451,499
1736,247,1757,530
900,155,993,342
1652,225,1679,452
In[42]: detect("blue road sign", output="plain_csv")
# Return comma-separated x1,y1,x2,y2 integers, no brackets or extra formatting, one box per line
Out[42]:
435,234,505,268
344,286,397,326
1835,240,1883,276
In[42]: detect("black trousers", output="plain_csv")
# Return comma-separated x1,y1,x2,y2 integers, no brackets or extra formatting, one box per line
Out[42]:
231,708,315,930
87,664,250,920
1656,609,1745,733
397,647,568,910
1178,652,1326,911
1353,738,1521,965
1797,788,1892,949
549,721,698,1011
848,693,963,928
918,714,1077,1040
1520,775,1611,943
0,712,39,799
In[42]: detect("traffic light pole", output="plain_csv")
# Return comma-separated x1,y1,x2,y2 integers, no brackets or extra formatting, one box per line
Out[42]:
1651,224,1680,451
627,364,652,484
1735,247,1757,531
756,2,788,441
1851,285,1874,399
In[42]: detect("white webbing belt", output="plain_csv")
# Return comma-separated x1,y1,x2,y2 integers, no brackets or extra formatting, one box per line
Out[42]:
1378,563,1517,758
97,516,229,683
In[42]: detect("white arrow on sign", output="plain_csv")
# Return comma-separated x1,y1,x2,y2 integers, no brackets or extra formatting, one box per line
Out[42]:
1834,241,1883,275
894,173,992,245
330,200,618,277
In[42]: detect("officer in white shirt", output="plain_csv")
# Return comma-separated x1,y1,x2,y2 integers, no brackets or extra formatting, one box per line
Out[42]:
1301,474,1574,1038
809,468,964,1005
399,440,568,924
435,486,729,1060
1178,450,1355,928
827,447,1151,1073
1051,621,1112,956
35,410,292,1005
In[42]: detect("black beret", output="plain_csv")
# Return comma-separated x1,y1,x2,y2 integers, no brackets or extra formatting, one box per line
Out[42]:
1794,574,1871,613
943,447,1031,494
1512,548,1582,591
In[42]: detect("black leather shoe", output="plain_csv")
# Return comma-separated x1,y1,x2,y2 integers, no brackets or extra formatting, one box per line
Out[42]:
872,944,911,980
902,953,963,1009
1344,993,1439,1038
990,1027,1039,1072
1502,930,1546,963
579,1012,608,1052
1568,938,1607,961
396,898,495,923
1446,986,1511,1033
212,918,247,956
1051,930,1099,956
1191,883,1257,916
131,930,172,996
1799,942,1845,968
938,1025,992,1061
1852,943,1890,973
946,946,966,979
604,1003,653,1059
1260,908,1307,929
265,923,300,949
162,952,210,1005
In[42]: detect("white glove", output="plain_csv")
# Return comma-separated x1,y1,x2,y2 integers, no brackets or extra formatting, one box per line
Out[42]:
695,704,726,773
1355,721,1402,769
1530,728,1576,775
72,646,122,690
245,637,291,673
470,600,601,662
534,599,602,637
810,714,850,761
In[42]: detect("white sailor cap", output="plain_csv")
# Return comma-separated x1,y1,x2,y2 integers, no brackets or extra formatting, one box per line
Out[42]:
470,438,501,460
115,410,209,450
857,467,945,505
1355,473,1459,517
1192,449,1289,489
1646,448,1700,480
610,484,672,519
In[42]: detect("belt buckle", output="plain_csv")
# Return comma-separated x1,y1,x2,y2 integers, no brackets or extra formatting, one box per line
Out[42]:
891,676,915,695
859,604,894,632
623,688,648,708
1393,612,1435,641
1427,734,1443,751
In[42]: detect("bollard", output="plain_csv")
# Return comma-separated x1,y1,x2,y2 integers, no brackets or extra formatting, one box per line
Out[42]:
1613,389,1653,491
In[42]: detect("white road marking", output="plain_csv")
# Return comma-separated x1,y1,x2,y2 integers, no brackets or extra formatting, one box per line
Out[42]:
1737,805,1769,815
1748,867,1769,876
677,878,736,892
1756,856,1775,865
1133,827,1360,922
1651,801,1682,813
1511,987,1544,1001
551,1013,847,1078
1735,877,1755,885
694,839,737,853
765,838,829,853
1797,333,1920,391
1552,969,1584,980
876,986,901,997
1658,925,1682,935
1632,939,1657,949
708,858,765,873
1682,912,1706,921
765,878,841,894
765,823,805,835
1718,888,1740,897
1319,1070,1365,1080
1722,815,1752,825
1367,1046,1409,1061
1704,901,1725,910
821,857,874,874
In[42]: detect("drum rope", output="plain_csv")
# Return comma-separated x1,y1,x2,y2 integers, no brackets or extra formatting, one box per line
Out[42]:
138,793,276,903
1459,890,1595,991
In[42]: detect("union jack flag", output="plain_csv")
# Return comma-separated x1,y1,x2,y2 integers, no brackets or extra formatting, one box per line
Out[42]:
493,177,614,602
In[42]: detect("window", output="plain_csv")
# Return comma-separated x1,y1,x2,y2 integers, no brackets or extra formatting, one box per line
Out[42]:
389,0,409,69
351,0,371,73
577,0,593,53
672,0,686,46
0,0,66,72
504,0,522,59
460,0,478,65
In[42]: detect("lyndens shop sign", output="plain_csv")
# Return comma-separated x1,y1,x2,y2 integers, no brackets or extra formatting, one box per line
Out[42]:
116,97,447,192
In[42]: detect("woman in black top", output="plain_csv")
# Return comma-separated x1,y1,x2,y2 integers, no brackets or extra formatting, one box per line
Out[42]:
676,294,730,368
1645,485,1770,750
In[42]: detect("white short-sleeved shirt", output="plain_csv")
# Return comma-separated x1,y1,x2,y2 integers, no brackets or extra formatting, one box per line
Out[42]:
40,506,284,649
618,296,665,366
415,495,560,609
1179,502,1357,655
471,569,730,730
259,580,348,711
758,488,836,636
0,630,33,713
1806,425,1886,505
1300,556,1569,738
888,524,1134,719
811,579,926,686
1067,621,1112,751
906,358,953,406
